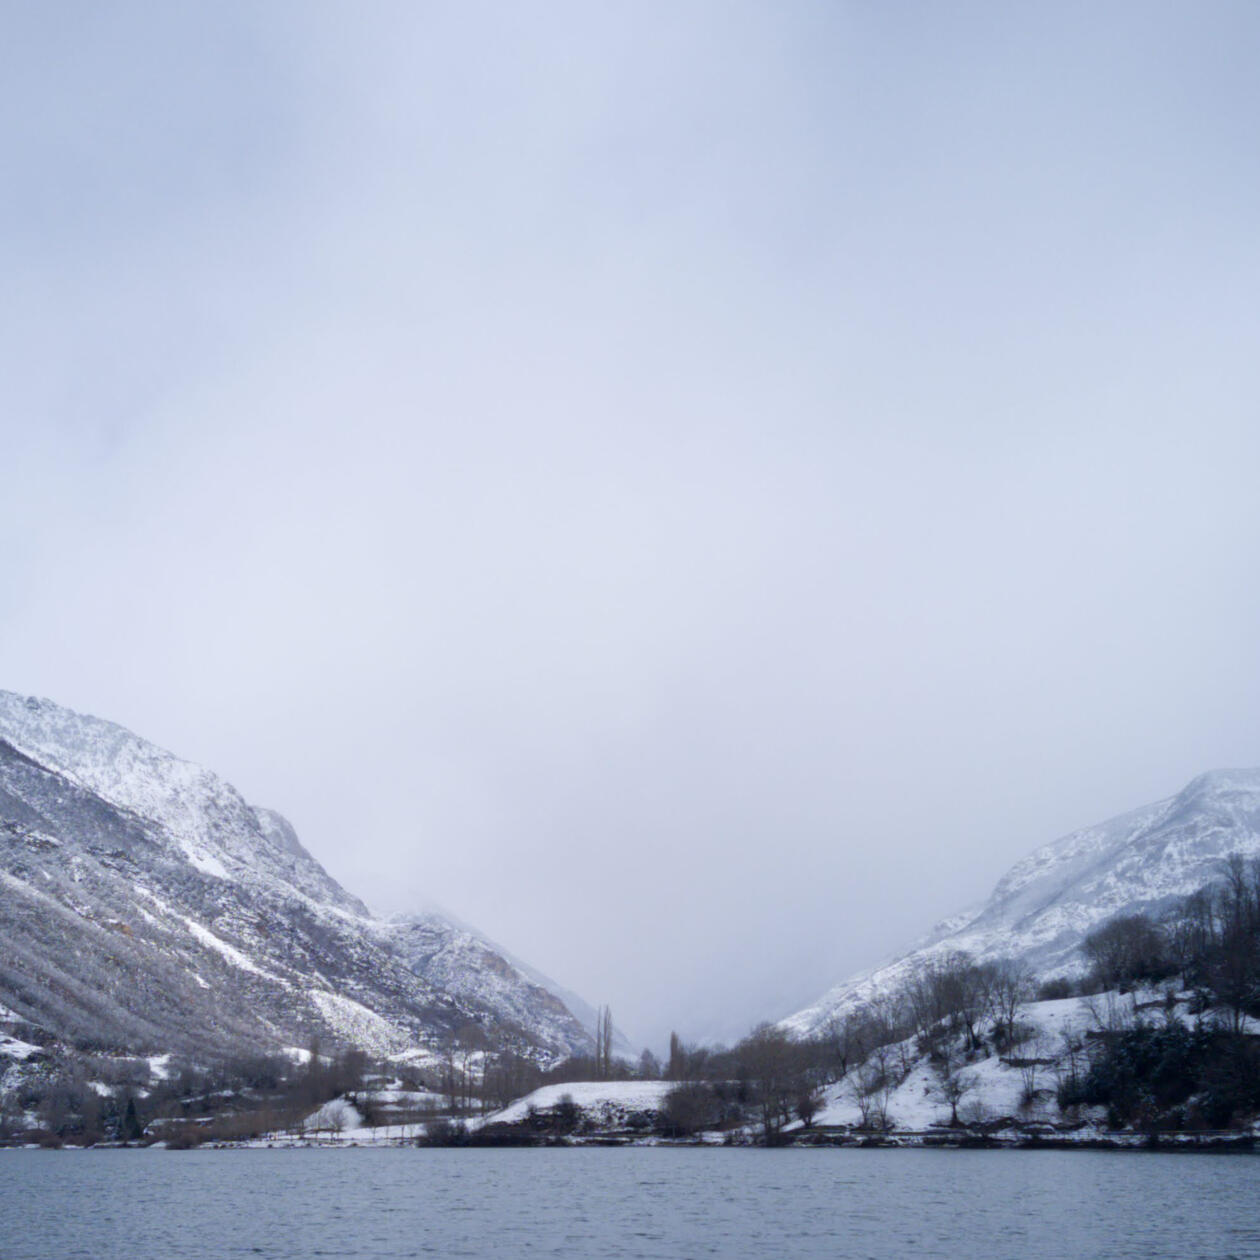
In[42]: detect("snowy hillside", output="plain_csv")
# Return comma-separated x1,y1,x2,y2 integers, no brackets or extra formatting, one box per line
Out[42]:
385,912,605,1058
789,986,1259,1141
800,994,1092,1132
482,1080,672,1128
784,769,1260,1037
386,907,637,1059
0,690,593,1066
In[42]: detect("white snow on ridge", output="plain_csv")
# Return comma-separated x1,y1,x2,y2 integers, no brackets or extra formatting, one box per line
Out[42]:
0,690,364,916
186,850,229,880
309,990,408,1058
384,912,597,1063
0,692,234,862
784,767,1260,1038
181,917,274,979
0,689,618,1066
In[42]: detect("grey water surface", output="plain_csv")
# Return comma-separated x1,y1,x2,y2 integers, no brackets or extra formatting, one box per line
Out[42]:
1,1147,1258,1259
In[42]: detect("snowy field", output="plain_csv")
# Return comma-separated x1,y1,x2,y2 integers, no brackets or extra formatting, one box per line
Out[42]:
482,1081,672,1127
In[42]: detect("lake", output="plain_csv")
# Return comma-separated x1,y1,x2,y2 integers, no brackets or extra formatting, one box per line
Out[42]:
1,1147,1258,1258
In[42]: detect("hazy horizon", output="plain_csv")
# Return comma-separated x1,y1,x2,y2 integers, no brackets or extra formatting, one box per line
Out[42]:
4,2,1260,1049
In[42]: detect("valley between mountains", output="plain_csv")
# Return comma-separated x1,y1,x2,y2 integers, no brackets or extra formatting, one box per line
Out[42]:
2,689,1258,1148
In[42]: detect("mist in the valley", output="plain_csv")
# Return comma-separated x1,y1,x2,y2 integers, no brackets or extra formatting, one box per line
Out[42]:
3,3,1260,1048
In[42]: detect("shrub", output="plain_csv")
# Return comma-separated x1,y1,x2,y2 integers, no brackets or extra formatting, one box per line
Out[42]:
551,1095,581,1135
1036,977,1074,1001
421,1118,468,1146
163,1125,205,1150
659,1082,720,1137
1053,1024,1260,1128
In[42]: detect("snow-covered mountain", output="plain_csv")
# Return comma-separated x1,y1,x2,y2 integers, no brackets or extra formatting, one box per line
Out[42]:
385,912,599,1056
783,768,1260,1036
0,690,593,1066
385,908,637,1060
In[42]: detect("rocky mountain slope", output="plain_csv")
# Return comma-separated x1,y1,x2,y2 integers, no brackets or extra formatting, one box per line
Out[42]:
784,768,1260,1036
0,690,593,1066
384,911,607,1058
386,906,637,1060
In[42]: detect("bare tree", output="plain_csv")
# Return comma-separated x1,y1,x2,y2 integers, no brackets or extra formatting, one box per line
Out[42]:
989,959,1033,1050
1203,857,1260,1033
325,1098,350,1138
438,1036,460,1113
1016,1032,1052,1112
1080,989,1135,1034
819,1011,867,1082
1052,1021,1086,1103
638,1048,661,1080
846,1069,875,1129
737,1024,800,1144
667,1031,686,1081
795,1088,824,1129
848,1060,893,1131
483,1049,540,1110
593,1006,615,1080
937,1065,977,1127
1082,914,1169,990
453,1023,488,1112
660,1081,719,1136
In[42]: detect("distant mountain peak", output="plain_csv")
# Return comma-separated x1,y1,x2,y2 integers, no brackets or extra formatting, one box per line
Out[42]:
0,689,594,1067
782,767,1260,1037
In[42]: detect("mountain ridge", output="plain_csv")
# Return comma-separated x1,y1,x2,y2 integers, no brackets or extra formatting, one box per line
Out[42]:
0,689,595,1068
783,766,1260,1036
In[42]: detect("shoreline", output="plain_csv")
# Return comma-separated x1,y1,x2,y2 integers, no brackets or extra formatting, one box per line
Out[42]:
7,1129,1255,1154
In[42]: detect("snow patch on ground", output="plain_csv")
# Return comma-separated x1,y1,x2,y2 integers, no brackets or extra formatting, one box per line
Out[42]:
371,1087,447,1108
0,1035,42,1062
182,917,272,978
486,1081,672,1127
185,849,229,880
302,1097,364,1134
805,992,1164,1132
309,990,406,1057
388,1046,441,1071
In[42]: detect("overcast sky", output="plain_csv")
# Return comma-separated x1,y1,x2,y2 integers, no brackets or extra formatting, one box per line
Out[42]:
4,2,1260,1048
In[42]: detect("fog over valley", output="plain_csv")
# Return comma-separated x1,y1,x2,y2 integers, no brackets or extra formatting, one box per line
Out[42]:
4,2,1260,1051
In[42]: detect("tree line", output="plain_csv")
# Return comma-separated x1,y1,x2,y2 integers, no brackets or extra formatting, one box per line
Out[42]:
652,856,1260,1141
8,857,1259,1145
